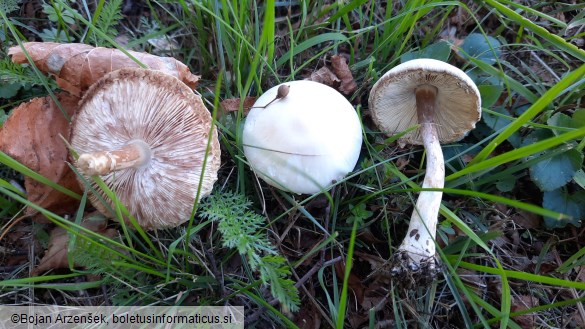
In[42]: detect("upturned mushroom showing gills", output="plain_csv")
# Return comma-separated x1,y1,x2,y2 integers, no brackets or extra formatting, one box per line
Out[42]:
368,58,481,282
243,80,362,194
71,68,221,230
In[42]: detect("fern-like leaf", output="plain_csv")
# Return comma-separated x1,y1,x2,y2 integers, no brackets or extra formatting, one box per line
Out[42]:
0,0,20,14
88,0,123,46
200,191,300,312
258,255,301,312
70,232,129,279
0,58,51,87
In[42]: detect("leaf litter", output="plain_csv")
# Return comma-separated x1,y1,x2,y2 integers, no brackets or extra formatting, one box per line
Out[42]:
0,92,82,221
33,214,118,275
8,42,200,96
1,42,200,285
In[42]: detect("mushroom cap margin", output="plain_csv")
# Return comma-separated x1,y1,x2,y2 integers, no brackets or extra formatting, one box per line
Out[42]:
368,58,481,145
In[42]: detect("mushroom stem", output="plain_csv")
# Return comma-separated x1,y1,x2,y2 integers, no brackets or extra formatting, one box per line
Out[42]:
77,140,152,176
396,85,444,271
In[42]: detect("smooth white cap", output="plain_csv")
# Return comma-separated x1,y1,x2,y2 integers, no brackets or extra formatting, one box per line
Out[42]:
369,58,481,145
243,80,362,194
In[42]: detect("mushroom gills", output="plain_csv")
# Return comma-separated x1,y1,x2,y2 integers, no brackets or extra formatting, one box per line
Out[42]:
77,139,152,176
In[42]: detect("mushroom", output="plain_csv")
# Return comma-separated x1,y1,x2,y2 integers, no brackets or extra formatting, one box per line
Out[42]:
368,58,481,280
243,80,362,194
70,68,221,230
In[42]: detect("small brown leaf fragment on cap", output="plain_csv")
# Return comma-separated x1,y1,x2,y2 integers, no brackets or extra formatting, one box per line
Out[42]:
306,66,340,87
219,96,258,117
32,214,118,275
331,55,357,95
0,93,82,222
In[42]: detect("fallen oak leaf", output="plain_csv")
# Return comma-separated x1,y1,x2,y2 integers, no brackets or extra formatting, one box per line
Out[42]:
219,96,257,117
331,55,357,96
33,215,118,275
305,66,340,87
334,259,365,306
9,42,200,96
292,300,322,329
511,295,539,329
0,93,82,222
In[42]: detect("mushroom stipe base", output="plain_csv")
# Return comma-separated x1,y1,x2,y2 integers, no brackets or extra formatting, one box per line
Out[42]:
389,251,441,287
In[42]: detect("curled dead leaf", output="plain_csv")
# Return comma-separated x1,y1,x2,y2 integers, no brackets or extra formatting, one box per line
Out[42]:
33,215,118,275
219,96,257,117
511,295,539,329
0,93,82,221
9,42,200,96
293,302,321,329
334,259,365,306
331,55,357,96
305,66,340,87
511,210,541,229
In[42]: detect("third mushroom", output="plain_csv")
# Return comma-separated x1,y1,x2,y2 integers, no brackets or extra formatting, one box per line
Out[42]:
242,80,362,195
369,58,481,283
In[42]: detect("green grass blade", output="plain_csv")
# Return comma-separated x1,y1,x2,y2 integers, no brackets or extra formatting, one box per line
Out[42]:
275,33,348,68
260,0,275,64
482,0,585,61
326,0,369,24
0,151,81,200
440,188,568,220
468,291,523,329
459,261,585,290
470,63,585,165
449,125,585,182
336,220,358,329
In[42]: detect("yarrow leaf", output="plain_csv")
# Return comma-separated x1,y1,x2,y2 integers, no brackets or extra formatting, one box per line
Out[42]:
199,191,300,312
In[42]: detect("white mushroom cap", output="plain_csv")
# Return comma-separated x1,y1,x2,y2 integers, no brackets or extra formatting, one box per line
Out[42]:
243,80,362,194
368,58,481,145
71,68,221,229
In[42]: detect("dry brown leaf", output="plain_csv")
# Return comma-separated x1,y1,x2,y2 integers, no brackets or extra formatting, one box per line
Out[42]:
9,42,200,96
293,301,322,329
305,66,340,87
33,216,117,275
0,93,82,221
331,55,357,96
511,210,541,229
219,96,257,117
334,260,365,306
395,157,410,171
571,309,585,329
511,295,539,329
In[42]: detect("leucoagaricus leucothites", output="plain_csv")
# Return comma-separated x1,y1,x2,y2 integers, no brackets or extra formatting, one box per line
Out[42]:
243,80,362,194
369,58,481,280
71,68,221,230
